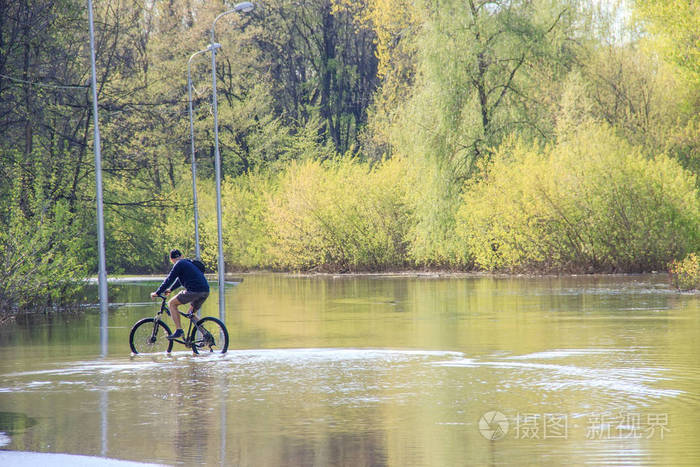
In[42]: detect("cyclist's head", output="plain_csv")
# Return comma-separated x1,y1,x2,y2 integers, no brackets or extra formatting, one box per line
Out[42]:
170,249,182,260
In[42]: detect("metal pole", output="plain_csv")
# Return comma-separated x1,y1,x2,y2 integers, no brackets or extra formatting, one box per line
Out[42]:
210,3,254,322
187,47,213,261
210,26,226,322
88,0,109,355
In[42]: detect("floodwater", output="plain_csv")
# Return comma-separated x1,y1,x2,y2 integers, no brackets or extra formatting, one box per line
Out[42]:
1,274,699,466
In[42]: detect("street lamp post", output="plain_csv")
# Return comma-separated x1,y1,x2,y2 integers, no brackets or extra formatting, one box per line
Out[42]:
87,0,109,356
187,43,220,261
210,1,255,321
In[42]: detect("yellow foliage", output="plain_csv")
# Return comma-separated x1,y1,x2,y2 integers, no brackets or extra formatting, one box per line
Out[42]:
635,0,700,88
669,253,700,291
458,124,700,272
362,0,420,154
266,157,413,271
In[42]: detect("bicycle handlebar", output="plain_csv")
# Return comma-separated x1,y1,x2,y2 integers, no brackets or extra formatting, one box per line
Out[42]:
154,293,171,316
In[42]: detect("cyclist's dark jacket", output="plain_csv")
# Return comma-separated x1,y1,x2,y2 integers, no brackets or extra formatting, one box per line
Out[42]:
155,259,210,295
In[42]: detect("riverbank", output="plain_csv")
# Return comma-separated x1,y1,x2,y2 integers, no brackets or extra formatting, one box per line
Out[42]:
225,269,674,280
98,269,673,280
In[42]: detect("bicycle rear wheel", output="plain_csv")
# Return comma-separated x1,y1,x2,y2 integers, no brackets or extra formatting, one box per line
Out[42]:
193,317,229,354
130,318,174,354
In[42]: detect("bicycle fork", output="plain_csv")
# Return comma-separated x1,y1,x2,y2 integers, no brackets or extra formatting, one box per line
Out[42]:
149,317,162,344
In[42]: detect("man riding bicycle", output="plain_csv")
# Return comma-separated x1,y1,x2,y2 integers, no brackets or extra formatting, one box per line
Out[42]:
151,249,210,340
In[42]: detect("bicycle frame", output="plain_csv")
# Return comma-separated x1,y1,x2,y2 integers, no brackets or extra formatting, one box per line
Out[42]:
155,293,208,353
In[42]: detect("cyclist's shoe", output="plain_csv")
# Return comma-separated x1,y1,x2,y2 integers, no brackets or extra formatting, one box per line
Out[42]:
167,329,184,340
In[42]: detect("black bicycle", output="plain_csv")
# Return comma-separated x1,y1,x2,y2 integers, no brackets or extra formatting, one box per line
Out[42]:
129,293,229,355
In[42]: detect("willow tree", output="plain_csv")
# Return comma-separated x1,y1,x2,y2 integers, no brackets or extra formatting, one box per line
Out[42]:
633,0,700,89
631,0,700,176
398,0,581,173
372,0,580,265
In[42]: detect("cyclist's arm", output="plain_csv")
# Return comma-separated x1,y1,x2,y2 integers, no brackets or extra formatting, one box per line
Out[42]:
155,262,182,295
169,278,182,292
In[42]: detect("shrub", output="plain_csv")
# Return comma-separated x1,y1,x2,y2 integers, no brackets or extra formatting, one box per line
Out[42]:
405,161,467,268
457,124,700,272
0,202,88,315
220,172,275,270
266,157,413,271
669,254,700,291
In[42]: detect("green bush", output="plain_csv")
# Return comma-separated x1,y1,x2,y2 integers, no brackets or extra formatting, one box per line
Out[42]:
265,157,413,271
457,124,700,272
194,173,276,271
105,174,200,273
0,201,88,315
220,172,275,270
405,161,467,268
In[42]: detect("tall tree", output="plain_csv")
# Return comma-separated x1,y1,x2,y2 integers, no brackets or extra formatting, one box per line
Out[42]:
633,0,700,89
249,0,378,153
391,0,580,176
365,0,583,264
0,0,91,219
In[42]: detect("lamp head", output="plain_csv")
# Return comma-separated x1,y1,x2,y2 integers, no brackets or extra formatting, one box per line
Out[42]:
233,2,255,13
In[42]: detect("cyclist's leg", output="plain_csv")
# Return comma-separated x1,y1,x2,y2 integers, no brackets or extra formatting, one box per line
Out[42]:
168,296,183,330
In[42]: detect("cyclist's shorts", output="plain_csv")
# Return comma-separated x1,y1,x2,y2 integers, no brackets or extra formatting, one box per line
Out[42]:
176,291,209,311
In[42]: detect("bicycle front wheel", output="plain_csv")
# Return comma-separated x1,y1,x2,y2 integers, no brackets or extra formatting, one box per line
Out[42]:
129,318,174,354
193,317,229,354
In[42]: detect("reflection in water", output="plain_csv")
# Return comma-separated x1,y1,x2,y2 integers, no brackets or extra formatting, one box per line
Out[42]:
0,412,37,437
220,380,226,467
0,274,699,466
101,390,108,457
